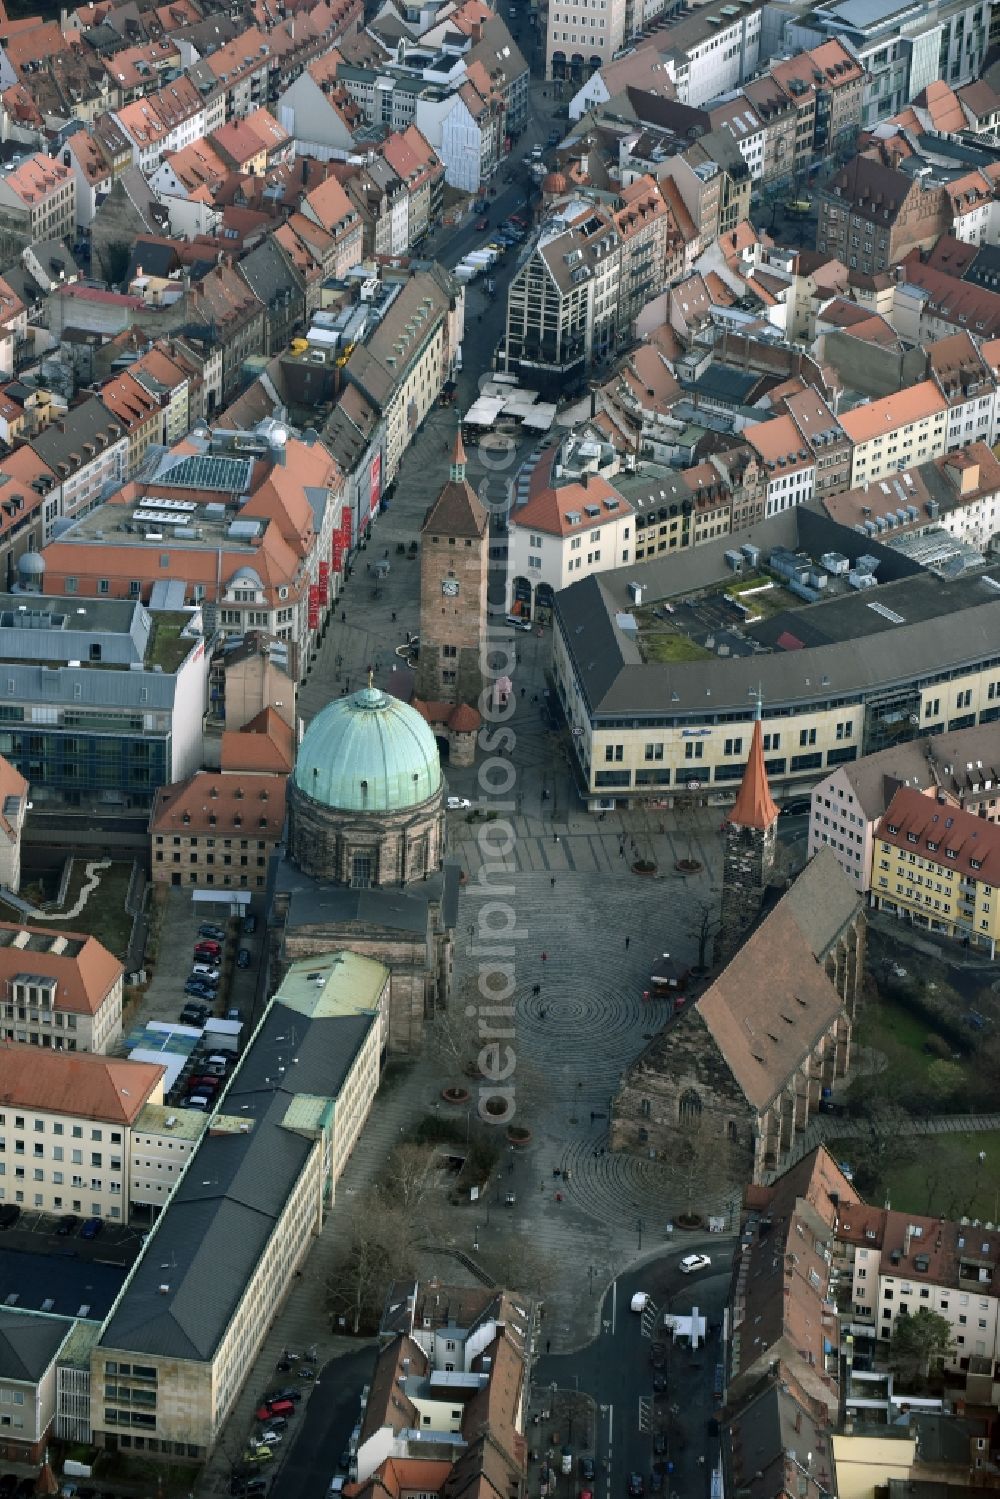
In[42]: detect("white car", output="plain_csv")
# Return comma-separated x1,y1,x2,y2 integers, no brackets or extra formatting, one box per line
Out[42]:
630,1291,650,1312
259,1430,283,1446
447,796,472,811
191,964,220,980
679,1253,711,1275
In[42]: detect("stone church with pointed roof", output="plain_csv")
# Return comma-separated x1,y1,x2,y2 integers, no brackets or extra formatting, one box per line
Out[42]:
611,737,866,1185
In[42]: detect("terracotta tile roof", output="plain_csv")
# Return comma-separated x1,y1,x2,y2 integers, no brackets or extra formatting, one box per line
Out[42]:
744,414,813,471
510,474,630,538
303,171,356,234
901,256,1000,340
99,369,161,430
220,708,294,774
880,786,1000,883
150,771,286,838
838,379,947,444
0,153,72,208
0,756,27,840
203,26,270,83
0,921,123,1015
915,79,967,134
3,21,73,72
0,1044,162,1123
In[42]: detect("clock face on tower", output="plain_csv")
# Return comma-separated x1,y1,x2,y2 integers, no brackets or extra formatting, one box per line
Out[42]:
442,578,460,596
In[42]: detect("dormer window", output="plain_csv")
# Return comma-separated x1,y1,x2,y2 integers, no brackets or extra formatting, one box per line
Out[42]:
946,847,958,858
906,832,917,843
971,858,982,871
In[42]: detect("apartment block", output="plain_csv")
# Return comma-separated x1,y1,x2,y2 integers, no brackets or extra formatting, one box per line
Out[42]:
807,723,1000,892
149,772,287,892
872,785,1000,953
0,1046,164,1220
0,156,75,259
839,381,949,486
0,922,124,1054
838,1202,1000,1370
817,155,950,277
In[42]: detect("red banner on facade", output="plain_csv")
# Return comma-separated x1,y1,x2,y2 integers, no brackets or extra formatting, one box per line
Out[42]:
369,454,382,517
308,584,321,629
319,561,330,591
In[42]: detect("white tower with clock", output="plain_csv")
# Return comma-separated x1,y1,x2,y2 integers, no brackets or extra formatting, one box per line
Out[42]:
415,427,489,711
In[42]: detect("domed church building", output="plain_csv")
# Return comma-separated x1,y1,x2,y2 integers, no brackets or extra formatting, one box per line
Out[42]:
270,681,459,1051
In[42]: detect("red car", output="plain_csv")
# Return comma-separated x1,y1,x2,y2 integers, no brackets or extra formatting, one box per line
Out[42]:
195,942,221,960
475,216,489,230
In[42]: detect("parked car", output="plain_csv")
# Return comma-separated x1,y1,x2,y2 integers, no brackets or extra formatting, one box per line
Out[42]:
258,1431,283,1447
273,1388,302,1403
55,1214,79,1236
242,1447,273,1466
579,1459,595,1481
561,1449,573,1476
185,981,216,998
191,964,221,980
81,1217,103,1240
228,1006,245,1021
653,1434,667,1456
679,1253,711,1275
475,216,489,230
650,1474,664,1494
649,1343,666,1368
446,797,472,810
237,948,252,969
195,940,222,958
631,1291,650,1312
298,1367,316,1380
187,1094,212,1110
652,1373,667,1393
780,799,811,817
199,923,226,941
243,913,257,935
628,1476,645,1497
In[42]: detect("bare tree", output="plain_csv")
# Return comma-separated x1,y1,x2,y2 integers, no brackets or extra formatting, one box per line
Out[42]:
325,1188,417,1334
426,977,482,1077
478,1234,556,1295
690,896,720,975
667,1113,727,1220
380,1142,435,1211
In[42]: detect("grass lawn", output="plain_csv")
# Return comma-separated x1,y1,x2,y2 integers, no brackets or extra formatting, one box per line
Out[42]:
855,988,962,1089
59,860,134,960
828,1130,1000,1221
640,631,714,663
739,584,805,621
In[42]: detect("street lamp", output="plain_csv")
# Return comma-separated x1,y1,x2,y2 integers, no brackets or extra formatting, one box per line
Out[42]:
637,1216,644,1250
473,1223,480,1251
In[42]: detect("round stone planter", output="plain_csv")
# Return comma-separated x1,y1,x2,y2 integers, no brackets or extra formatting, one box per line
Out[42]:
441,1087,470,1105
632,861,658,877
506,1125,532,1147
676,1213,705,1230
674,858,703,875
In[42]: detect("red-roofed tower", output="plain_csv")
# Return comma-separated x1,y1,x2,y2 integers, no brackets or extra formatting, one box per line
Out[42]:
714,697,779,968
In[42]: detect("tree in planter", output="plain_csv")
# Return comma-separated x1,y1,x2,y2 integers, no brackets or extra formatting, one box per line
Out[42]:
379,1142,435,1211
427,977,483,1078
888,1308,955,1385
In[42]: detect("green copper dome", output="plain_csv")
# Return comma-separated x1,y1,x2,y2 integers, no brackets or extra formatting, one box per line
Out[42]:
293,685,442,813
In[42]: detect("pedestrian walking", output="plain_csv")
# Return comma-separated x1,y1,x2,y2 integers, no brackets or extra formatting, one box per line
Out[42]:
541,952,548,962
625,935,631,950
521,686,526,697
391,610,397,622
341,611,346,622
554,833,559,844
540,1007,547,1019
546,1339,551,1354
550,876,556,887
532,983,541,997
620,847,625,859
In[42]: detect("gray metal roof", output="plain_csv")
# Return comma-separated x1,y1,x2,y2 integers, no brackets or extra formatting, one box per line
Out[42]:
98,1002,375,1363
0,1309,72,1380
555,506,1000,718
0,591,148,665
0,662,178,710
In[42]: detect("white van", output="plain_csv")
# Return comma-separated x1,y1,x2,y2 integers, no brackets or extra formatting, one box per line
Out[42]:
328,1479,346,1497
